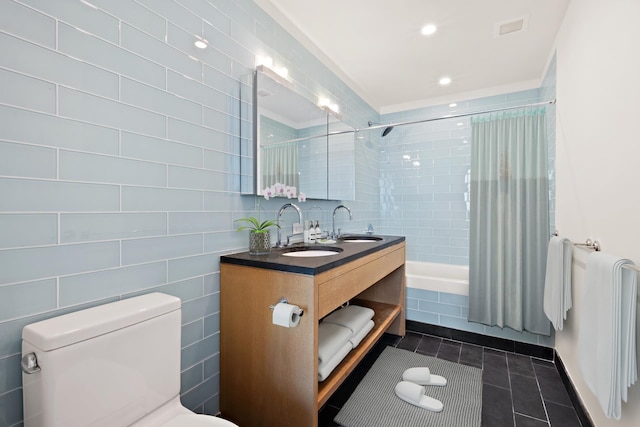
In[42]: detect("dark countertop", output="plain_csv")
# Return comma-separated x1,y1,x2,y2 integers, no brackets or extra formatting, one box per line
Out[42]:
220,235,405,275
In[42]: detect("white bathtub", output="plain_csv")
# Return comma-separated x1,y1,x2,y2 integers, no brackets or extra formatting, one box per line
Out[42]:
405,261,469,296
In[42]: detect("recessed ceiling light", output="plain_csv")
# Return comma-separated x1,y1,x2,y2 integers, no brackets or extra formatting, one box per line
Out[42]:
449,103,457,107
421,24,437,36
439,76,452,86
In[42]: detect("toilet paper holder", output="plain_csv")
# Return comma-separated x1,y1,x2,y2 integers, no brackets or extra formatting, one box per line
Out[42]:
269,297,304,317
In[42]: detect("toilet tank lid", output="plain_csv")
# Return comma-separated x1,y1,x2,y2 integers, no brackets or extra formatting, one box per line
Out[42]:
22,293,181,351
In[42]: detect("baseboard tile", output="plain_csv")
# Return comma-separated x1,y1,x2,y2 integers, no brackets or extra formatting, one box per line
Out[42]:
554,350,594,427
405,320,554,360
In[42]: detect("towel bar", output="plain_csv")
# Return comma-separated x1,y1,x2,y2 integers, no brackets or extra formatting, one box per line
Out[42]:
573,239,600,252
553,231,638,273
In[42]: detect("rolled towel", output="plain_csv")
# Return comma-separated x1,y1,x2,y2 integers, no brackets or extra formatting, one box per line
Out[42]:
318,341,352,382
318,322,352,364
323,305,374,334
349,319,375,348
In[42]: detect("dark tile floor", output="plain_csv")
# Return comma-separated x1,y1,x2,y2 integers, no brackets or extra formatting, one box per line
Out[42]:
319,330,584,427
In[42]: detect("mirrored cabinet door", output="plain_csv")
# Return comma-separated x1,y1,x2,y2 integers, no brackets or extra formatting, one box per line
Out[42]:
243,66,355,201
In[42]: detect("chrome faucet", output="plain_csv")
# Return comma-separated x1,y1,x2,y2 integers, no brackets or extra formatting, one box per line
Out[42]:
276,203,303,247
332,205,352,239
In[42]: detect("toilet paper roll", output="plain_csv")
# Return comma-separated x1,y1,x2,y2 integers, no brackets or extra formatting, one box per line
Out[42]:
272,302,301,328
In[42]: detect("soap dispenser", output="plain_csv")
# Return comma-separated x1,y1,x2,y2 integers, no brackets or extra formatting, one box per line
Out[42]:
308,220,316,243
315,220,321,242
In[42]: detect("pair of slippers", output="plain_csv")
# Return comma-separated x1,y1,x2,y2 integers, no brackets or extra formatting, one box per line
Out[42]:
394,367,447,412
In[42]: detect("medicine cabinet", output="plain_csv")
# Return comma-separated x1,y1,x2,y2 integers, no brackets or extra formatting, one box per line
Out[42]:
242,66,355,201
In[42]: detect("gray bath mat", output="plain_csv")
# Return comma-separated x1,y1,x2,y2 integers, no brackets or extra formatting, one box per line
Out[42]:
334,346,482,427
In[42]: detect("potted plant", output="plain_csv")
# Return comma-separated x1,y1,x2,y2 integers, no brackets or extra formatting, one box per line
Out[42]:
236,184,306,255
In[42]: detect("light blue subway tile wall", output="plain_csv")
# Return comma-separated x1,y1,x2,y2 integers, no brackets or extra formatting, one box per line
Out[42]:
380,88,542,265
0,214,57,249
390,84,557,348
0,0,379,422
0,68,56,113
0,141,57,179
0,104,120,155
406,289,553,347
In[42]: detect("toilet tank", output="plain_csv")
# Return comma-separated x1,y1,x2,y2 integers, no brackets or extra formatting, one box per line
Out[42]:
21,293,182,427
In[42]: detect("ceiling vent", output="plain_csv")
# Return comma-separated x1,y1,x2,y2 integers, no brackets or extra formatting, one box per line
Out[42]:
495,16,528,37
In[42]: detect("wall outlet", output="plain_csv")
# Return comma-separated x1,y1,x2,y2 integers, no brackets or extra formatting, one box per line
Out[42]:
292,223,303,234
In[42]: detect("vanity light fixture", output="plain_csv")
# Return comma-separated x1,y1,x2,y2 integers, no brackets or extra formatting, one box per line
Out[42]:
421,24,437,36
256,56,290,80
318,97,340,115
256,55,273,69
439,76,452,86
274,67,289,79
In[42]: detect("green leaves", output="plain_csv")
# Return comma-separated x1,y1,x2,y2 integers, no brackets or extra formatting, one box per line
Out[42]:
235,217,280,232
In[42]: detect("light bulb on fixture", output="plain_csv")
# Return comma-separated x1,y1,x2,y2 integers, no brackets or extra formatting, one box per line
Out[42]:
256,56,273,69
421,24,437,36
275,67,289,79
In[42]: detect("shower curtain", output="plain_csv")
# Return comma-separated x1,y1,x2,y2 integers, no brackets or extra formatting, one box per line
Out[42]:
261,141,299,189
467,109,550,336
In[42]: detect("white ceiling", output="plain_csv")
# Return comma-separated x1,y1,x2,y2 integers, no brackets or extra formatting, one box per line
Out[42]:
254,0,571,113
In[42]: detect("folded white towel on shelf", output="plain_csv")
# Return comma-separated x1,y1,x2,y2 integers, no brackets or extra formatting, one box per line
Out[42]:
578,252,638,420
349,319,375,348
318,322,352,364
318,341,352,382
323,305,374,334
543,236,573,331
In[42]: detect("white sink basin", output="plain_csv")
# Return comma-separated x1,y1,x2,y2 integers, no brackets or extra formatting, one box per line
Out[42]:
282,250,340,257
340,235,383,243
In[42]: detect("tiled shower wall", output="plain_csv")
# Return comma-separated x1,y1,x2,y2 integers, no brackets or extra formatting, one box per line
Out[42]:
378,87,544,265
379,56,557,347
0,1,378,424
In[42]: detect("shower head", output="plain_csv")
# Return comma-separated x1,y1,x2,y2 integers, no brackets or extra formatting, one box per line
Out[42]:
367,121,395,137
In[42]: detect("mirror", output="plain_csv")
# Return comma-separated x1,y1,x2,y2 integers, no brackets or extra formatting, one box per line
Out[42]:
248,67,355,200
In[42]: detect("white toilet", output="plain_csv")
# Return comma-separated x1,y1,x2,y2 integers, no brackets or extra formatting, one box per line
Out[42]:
21,293,238,427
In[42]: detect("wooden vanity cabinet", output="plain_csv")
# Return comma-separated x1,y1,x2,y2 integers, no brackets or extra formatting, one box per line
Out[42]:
220,240,405,427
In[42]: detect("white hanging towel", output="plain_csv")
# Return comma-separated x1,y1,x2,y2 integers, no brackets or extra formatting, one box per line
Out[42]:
578,252,638,420
543,236,573,330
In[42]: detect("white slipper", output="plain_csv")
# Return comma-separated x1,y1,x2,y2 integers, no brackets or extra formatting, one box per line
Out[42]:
394,381,444,412
402,367,447,386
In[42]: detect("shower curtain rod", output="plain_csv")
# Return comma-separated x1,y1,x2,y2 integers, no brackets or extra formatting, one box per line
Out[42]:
357,99,556,134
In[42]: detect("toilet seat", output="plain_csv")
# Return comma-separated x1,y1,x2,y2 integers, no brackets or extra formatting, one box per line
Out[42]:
162,414,237,426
